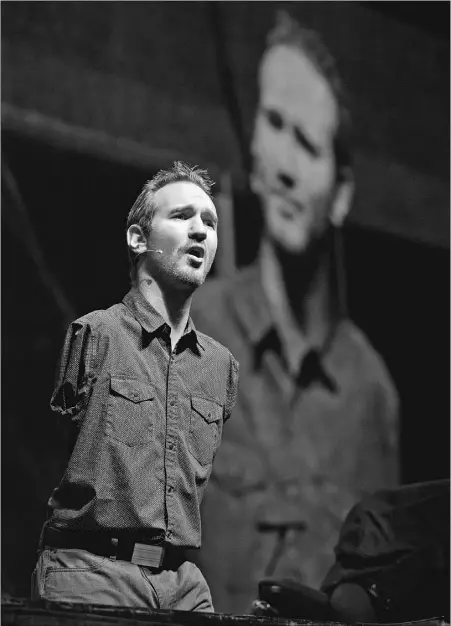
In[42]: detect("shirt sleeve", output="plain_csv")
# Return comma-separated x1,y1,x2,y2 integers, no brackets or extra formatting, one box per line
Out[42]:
50,321,96,424
224,352,239,423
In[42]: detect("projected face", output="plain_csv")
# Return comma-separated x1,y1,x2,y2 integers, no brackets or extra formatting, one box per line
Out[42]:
251,45,342,255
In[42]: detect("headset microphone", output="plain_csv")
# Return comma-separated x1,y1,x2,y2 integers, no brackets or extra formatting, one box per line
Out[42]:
136,249,163,256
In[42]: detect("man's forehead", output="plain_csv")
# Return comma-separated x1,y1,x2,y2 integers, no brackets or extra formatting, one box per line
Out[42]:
154,181,215,212
258,45,337,140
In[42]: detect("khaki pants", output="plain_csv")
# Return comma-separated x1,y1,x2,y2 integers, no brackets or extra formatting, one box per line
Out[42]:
31,547,214,612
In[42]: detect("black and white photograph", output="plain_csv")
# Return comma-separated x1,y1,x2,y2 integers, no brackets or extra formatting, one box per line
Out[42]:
2,2,450,625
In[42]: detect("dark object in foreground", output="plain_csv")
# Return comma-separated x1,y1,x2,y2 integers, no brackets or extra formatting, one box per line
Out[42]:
255,580,337,622
1,596,333,626
1,597,448,626
252,480,450,624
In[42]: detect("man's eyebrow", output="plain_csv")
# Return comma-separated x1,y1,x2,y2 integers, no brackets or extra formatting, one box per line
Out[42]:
293,123,320,156
203,207,218,223
170,204,218,222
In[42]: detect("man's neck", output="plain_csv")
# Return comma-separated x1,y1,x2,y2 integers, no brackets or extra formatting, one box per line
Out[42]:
136,275,193,351
260,236,332,371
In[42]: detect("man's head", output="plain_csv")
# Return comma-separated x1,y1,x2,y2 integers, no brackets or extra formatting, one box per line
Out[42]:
251,11,354,255
126,161,218,290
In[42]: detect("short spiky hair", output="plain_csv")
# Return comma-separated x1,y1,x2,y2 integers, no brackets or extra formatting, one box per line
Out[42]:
127,161,214,236
266,11,353,178
126,161,215,275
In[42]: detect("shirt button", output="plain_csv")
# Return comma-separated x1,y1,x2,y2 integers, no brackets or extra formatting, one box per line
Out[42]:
167,485,174,493
170,399,176,406
168,442,175,450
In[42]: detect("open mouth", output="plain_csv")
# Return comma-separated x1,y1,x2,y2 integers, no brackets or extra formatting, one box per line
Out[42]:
254,172,303,214
186,246,205,268
186,246,205,261
278,203,296,219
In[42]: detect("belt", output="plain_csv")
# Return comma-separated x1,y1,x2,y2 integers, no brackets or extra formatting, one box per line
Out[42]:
43,527,187,570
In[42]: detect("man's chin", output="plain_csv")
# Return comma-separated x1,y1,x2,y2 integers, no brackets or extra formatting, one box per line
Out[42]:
271,234,310,257
176,269,206,290
265,216,311,255
270,227,332,267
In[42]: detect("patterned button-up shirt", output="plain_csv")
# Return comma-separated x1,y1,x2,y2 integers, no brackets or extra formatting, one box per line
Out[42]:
191,263,399,613
46,288,239,548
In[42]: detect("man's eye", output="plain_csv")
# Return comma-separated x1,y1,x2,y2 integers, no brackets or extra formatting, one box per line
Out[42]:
265,109,284,131
294,126,319,157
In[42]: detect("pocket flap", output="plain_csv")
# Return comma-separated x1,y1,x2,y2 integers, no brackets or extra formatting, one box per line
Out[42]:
110,377,154,403
191,396,222,423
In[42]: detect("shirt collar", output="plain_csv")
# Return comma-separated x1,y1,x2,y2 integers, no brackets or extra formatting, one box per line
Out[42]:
228,264,274,346
229,262,342,391
229,262,341,348
231,232,347,347
122,288,204,351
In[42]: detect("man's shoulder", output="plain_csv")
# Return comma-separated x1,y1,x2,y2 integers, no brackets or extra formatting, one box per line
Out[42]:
338,320,396,393
71,302,126,334
339,320,382,361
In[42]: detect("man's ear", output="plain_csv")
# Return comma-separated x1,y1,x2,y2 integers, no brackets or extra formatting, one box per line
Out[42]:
126,224,147,256
330,170,354,228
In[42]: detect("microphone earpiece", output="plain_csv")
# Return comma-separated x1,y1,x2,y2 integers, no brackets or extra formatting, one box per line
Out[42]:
136,249,163,256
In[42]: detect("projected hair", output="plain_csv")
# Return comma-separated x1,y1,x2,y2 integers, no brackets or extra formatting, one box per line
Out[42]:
267,11,353,180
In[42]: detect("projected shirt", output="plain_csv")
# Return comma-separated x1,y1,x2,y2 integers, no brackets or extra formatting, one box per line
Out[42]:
191,263,399,613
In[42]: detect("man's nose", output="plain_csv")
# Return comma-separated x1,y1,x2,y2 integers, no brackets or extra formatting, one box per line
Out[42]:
277,171,295,190
189,217,207,241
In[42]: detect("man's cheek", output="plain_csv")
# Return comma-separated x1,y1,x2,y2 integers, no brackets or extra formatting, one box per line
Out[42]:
208,238,218,261
252,121,275,162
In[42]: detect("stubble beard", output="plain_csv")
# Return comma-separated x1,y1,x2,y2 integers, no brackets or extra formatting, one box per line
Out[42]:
164,254,213,292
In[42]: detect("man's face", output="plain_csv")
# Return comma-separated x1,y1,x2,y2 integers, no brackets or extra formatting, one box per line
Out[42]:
251,45,339,254
146,181,218,290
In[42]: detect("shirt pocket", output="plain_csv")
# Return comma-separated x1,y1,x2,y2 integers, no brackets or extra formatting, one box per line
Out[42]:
106,376,155,447
189,396,223,466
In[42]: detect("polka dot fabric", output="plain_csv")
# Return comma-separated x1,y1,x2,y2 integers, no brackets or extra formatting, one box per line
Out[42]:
46,288,239,548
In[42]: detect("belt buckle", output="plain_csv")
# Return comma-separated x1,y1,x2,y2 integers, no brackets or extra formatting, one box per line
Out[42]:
131,542,165,568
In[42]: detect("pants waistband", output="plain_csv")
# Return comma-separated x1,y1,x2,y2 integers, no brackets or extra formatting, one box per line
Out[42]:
42,527,188,570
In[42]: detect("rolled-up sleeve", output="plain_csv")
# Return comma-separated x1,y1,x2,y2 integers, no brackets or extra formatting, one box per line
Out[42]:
224,353,239,423
50,321,95,423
